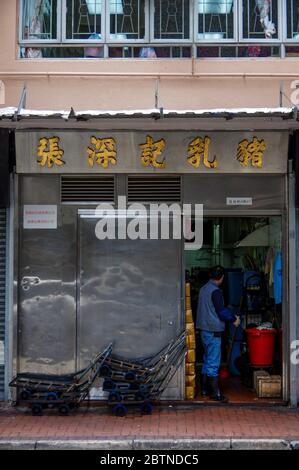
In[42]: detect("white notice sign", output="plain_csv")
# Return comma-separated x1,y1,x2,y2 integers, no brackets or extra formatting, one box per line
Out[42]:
24,205,57,229
226,198,253,206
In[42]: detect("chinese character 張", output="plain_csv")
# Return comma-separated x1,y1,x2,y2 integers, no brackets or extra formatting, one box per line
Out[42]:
187,136,218,169
87,136,117,168
37,137,65,168
237,137,266,168
139,135,166,169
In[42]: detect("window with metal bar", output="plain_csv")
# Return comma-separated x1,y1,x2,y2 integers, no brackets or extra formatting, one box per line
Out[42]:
65,0,102,40
242,0,279,40
18,0,299,59
21,0,58,41
109,0,146,40
197,0,235,40
286,0,299,39
153,0,190,40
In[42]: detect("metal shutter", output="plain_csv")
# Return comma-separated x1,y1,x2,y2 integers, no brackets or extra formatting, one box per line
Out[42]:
0,208,6,399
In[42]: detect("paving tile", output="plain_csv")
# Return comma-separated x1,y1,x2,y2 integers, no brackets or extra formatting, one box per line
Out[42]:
0,404,299,441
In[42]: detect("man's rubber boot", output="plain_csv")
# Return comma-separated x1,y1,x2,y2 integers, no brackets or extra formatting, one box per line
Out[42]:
201,374,208,397
209,376,228,402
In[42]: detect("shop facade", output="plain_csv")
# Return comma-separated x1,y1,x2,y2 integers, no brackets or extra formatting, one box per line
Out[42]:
4,118,296,404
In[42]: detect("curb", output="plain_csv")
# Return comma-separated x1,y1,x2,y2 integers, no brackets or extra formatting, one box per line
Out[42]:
0,438,299,450
231,439,291,450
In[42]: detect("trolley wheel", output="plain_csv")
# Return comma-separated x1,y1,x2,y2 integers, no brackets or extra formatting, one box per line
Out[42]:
103,379,116,391
140,402,153,415
20,389,31,400
129,382,139,391
108,391,121,402
31,404,43,416
100,365,112,377
46,392,58,401
59,404,70,416
113,404,127,417
135,392,146,401
125,371,136,381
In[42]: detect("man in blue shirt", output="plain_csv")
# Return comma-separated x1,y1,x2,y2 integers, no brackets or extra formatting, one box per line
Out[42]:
196,266,241,401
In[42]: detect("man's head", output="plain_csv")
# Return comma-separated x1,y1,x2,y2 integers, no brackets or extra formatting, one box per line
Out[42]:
209,265,225,286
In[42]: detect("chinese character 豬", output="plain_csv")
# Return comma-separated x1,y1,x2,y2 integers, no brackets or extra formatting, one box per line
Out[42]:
139,135,166,169
187,136,218,169
87,136,117,168
37,137,65,168
237,137,266,168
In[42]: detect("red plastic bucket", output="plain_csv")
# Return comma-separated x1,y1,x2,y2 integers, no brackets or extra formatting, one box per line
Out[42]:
246,328,277,366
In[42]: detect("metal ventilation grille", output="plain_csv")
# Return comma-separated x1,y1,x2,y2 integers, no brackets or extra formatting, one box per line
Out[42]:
127,176,181,202
61,176,115,203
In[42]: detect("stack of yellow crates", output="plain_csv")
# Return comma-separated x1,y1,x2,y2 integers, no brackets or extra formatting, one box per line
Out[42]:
185,282,196,399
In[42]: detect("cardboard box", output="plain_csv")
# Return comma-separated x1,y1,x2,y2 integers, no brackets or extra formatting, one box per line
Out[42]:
253,370,270,391
256,375,282,398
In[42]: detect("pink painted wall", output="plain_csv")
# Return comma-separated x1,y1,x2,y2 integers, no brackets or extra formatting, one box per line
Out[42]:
1,0,299,111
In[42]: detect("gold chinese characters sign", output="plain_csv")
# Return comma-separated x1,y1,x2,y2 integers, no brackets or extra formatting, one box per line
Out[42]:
87,136,117,168
16,131,287,174
237,137,266,169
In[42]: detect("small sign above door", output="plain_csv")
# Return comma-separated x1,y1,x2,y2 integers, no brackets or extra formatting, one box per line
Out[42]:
226,198,253,206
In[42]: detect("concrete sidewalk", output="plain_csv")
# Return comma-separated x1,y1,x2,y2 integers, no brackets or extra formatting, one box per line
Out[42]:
1,403,299,450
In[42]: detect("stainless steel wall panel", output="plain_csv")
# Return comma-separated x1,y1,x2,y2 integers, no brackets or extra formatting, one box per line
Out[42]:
78,216,183,398
18,177,77,374
0,208,6,399
183,175,285,211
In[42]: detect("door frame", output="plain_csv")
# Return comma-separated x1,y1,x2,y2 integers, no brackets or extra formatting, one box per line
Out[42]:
184,209,289,404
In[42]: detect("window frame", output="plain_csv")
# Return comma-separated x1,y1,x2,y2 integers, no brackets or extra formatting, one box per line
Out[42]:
238,0,283,43
61,0,105,44
283,0,299,42
194,0,238,44
106,0,149,44
18,0,299,58
149,0,193,44
19,0,62,45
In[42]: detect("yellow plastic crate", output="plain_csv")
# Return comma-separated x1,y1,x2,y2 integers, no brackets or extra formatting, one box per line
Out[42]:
185,362,195,375
185,386,195,400
186,334,196,349
185,297,192,310
186,374,196,388
185,283,191,297
186,348,196,363
186,322,195,336
185,308,193,323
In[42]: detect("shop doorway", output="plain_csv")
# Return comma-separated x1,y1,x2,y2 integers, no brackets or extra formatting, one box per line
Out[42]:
185,216,285,404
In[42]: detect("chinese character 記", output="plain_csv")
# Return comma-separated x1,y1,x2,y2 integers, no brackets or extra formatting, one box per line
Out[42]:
237,137,266,168
187,136,218,169
87,136,117,168
37,137,65,168
139,135,166,169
